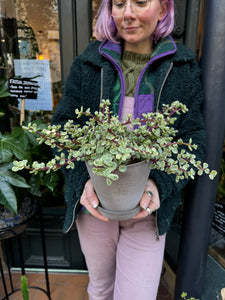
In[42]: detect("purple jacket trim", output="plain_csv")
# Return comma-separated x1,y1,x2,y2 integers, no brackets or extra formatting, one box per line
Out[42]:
135,94,154,119
150,36,177,63
100,40,122,55
99,36,177,119
99,41,126,121
134,37,177,111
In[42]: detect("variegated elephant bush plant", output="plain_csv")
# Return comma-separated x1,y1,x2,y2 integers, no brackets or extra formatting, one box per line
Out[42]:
13,99,217,185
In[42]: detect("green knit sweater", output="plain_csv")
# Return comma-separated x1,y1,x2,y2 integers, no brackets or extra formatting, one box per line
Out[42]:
122,51,152,97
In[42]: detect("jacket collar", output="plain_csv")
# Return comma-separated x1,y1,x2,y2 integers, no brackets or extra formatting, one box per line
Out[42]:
99,35,177,66
81,35,195,66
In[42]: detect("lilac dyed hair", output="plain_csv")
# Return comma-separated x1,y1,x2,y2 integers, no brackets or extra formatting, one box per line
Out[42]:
94,0,174,43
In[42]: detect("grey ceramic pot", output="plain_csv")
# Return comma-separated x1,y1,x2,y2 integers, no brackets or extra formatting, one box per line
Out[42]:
85,161,151,220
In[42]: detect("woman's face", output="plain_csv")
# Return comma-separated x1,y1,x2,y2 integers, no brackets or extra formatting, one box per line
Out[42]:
112,0,167,53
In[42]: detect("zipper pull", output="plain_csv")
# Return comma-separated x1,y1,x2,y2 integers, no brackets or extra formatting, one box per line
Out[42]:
155,231,160,241
155,210,160,241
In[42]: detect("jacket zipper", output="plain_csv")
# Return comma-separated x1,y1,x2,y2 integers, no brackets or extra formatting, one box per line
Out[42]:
133,57,160,116
100,67,103,103
65,198,80,234
156,62,173,111
155,211,160,241
98,51,125,121
66,66,106,233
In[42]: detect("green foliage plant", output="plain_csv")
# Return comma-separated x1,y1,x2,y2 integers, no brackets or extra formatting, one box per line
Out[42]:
12,99,217,186
0,125,34,213
0,122,64,214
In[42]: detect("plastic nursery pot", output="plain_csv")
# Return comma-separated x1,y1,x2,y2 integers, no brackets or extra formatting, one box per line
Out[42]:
85,160,151,220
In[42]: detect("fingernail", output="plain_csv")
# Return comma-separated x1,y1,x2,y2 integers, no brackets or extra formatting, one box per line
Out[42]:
93,202,98,209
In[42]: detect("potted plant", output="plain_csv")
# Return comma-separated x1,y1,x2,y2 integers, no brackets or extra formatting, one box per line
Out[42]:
0,122,65,230
12,99,217,220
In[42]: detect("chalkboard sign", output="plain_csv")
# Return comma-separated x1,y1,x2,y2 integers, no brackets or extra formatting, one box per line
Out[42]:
212,202,225,236
8,77,40,99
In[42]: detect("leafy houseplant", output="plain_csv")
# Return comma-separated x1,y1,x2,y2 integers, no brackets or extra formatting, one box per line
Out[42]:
13,99,217,183
11,99,217,219
0,122,65,228
0,124,62,211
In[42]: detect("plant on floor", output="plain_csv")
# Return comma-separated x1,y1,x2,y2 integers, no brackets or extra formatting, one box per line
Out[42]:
12,99,217,185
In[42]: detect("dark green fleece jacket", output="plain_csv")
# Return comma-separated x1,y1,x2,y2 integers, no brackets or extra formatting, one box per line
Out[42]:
51,36,206,235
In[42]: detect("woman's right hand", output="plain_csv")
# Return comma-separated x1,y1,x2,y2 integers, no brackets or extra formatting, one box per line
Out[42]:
80,179,109,221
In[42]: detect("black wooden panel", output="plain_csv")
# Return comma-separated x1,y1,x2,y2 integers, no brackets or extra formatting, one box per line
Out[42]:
3,208,87,270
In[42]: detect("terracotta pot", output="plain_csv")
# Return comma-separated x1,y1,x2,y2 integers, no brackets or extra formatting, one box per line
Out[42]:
85,161,151,220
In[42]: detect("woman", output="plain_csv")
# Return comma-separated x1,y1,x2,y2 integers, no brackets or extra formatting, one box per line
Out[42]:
52,0,206,299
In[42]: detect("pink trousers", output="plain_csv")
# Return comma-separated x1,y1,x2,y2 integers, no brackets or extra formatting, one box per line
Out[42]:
76,213,166,300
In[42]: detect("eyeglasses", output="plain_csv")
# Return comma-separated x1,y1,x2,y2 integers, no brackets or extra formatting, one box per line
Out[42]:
111,0,152,18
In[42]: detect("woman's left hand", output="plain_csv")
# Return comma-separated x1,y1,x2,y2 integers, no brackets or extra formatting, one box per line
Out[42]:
133,179,160,219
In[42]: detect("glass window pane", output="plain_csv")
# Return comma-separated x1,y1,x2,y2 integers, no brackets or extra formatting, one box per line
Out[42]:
0,0,62,113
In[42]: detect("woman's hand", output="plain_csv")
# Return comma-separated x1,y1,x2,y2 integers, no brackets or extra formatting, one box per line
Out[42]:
80,179,109,221
133,179,160,219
